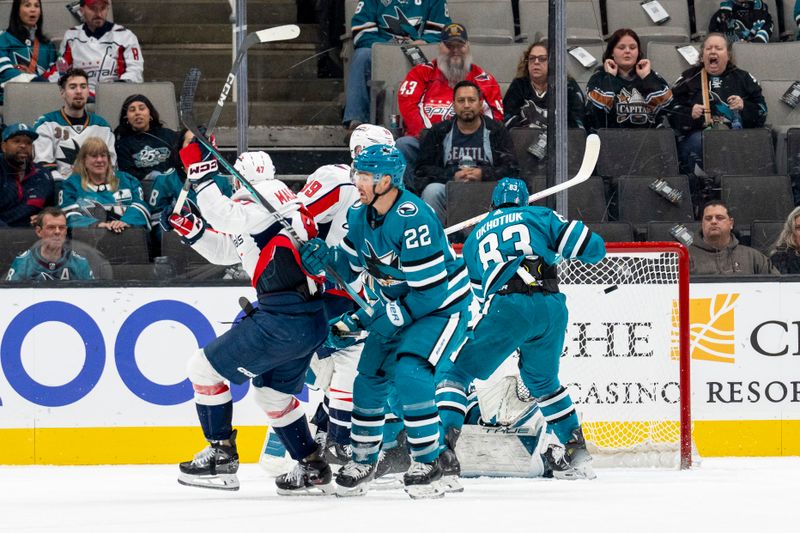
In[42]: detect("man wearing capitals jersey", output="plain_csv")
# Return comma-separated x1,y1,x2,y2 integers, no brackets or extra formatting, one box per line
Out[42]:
396,23,503,187
164,141,332,495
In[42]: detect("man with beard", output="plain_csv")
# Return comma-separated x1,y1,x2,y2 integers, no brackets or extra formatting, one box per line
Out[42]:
0,123,53,227
396,23,503,189
413,80,518,225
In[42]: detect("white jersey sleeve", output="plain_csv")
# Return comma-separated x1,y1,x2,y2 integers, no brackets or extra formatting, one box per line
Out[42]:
298,164,360,246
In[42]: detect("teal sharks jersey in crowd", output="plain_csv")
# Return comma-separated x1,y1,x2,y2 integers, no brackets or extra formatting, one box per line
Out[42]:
6,245,94,281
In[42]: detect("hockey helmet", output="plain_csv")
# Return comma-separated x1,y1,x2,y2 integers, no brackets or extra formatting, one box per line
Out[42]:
349,124,395,160
491,177,529,209
234,151,276,186
352,144,406,189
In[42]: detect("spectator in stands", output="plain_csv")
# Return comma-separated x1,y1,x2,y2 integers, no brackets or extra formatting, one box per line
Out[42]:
585,28,673,131
708,1,773,44
5,206,94,280
0,123,53,227
414,80,518,224
59,136,149,232
769,206,800,274
342,0,450,129
34,68,117,182
60,0,143,97
689,200,778,275
670,33,767,197
114,94,178,183
503,39,585,130
0,0,60,104
396,23,504,186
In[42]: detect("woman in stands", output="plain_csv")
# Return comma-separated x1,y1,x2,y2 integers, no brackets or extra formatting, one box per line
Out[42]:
669,32,767,197
585,28,673,131
114,94,179,183
503,39,585,130
0,0,59,103
60,136,150,232
770,206,800,274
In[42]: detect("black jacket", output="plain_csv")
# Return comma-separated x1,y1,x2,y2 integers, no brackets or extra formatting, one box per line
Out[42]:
670,64,767,133
0,156,53,227
585,69,673,131
708,1,773,43
115,126,178,182
413,116,519,193
503,77,585,130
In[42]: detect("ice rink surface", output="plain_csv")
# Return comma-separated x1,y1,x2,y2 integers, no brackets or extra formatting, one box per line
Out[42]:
3,457,798,533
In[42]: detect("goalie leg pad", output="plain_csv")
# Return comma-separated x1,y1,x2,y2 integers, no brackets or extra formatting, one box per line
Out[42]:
253,386,316,460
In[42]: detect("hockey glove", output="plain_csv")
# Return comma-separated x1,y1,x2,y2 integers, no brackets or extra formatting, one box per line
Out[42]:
299,237,332,276
162,212,206,245
179,141,218,193
325,313,363,351
360,300,411,339
159,199,200,233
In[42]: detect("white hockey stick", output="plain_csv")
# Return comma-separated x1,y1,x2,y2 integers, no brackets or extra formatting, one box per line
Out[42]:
444,133,601,236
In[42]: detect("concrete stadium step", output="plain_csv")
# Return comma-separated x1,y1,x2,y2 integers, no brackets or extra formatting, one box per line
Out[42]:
113,0,298,25
146,45,319,80
213,126,348,148
161,78,342,102
192,101,342,126
129,23,319,45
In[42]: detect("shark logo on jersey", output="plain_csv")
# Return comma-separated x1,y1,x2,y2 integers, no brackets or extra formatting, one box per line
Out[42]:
57,139,81,168
364,241,402,285
382,7,421,39
397,202,418,217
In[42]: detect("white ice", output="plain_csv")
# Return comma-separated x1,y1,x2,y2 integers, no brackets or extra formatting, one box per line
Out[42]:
3,458,798,533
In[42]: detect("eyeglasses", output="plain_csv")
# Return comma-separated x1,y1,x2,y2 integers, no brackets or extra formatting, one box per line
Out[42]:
527,55,548,64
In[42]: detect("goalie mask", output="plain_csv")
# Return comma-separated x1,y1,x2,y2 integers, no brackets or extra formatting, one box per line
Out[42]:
491,178,529,209
234,151,276,189
349,124,395,160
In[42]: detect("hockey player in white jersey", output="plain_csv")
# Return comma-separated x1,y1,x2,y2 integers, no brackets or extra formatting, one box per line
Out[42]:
165,141,332,495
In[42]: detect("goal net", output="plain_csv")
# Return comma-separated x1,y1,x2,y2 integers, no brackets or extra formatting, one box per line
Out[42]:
555,242,692,468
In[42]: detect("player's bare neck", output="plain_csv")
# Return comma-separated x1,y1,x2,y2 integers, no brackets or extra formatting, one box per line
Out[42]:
373,187,399,216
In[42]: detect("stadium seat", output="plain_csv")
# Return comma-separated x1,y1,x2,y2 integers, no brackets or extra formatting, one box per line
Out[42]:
567,176,609,222
721,175,795,233
447,0,515,43
733,42,800,82
444,181,496,230
468,43,531,83
510,128,589,181
71,227,150,265
702,129,776,179
566,43,605,86
109,263,160,281
646,42,700,86
787,128,800,203
780,0,798,40
3,83,63,126
595,129,680,178
95,82,179,131
586,221,635,242
645,221,701,243
518,0,605,44
693,0,780,41
759,82,800,175
160,231,213,277
617,175,694,235
750,220,784,255
0,228,38,274
0,1,113,47
604,0,691,48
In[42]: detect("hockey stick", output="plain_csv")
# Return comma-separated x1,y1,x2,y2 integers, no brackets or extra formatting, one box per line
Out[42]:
206,24,301,135
444,133,602,236
700,68,712,127
178,68,374,316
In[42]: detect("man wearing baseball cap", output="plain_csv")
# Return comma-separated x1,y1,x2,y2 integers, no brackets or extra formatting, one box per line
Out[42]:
0,123,54,227
59,0,143,96
396,23,504,187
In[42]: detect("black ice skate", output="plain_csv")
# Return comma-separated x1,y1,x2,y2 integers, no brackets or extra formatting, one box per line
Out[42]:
373,430,411,490
542,427,596,480
563,426,596,480
439,428,464,493
403,458,445,500
177,429,240,491
324,441,352,466
335,460,376,497
275,449,334,496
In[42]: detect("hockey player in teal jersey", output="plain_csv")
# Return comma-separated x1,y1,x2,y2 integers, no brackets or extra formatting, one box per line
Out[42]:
300,144,471,499
436,177,606,480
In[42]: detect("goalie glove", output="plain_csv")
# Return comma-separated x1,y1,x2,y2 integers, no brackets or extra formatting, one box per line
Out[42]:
179,141,218,193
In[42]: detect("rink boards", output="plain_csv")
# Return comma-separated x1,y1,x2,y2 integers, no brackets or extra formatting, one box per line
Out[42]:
1,283,799,464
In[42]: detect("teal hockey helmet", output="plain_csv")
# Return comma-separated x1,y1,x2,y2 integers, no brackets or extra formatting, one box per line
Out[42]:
352,144,406,189
491,177,529,209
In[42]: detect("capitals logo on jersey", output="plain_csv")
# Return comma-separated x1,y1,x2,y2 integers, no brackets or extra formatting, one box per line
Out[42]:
615,88,651,125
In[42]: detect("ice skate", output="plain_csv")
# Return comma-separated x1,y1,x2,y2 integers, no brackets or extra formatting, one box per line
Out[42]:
563,426,596,480
324,440,352,466
403,458,445,500
439,428,463,493
335,460,376,497
373,431,411,490
275,449,334,496
178,429,240,491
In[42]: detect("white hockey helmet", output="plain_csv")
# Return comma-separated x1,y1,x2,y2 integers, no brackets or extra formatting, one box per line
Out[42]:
234,151,276,186
349,124,395,160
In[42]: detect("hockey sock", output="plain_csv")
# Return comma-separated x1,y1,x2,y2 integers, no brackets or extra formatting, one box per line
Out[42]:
396,355,440,464
435,365,473,439
195,400,233,442
328,387,353,446
311,400,330,433
267,396,317,460
536,385,579,445
464,387,481,425
381,412,404,450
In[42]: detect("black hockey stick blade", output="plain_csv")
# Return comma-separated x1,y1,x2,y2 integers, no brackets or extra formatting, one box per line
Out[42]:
173,67,203,215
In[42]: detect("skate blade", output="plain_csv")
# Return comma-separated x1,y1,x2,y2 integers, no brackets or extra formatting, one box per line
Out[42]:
178,473,240,491
404,481,445,500
552,464,596,481
441,475,464,493
335,482,371,497
372,474,403,491
276,482,335,496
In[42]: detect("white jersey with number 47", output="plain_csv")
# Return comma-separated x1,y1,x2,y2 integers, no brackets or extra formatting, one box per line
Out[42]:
299,164,360,246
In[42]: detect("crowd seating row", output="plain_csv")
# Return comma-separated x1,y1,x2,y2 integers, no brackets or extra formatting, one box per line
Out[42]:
0,0,114,46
